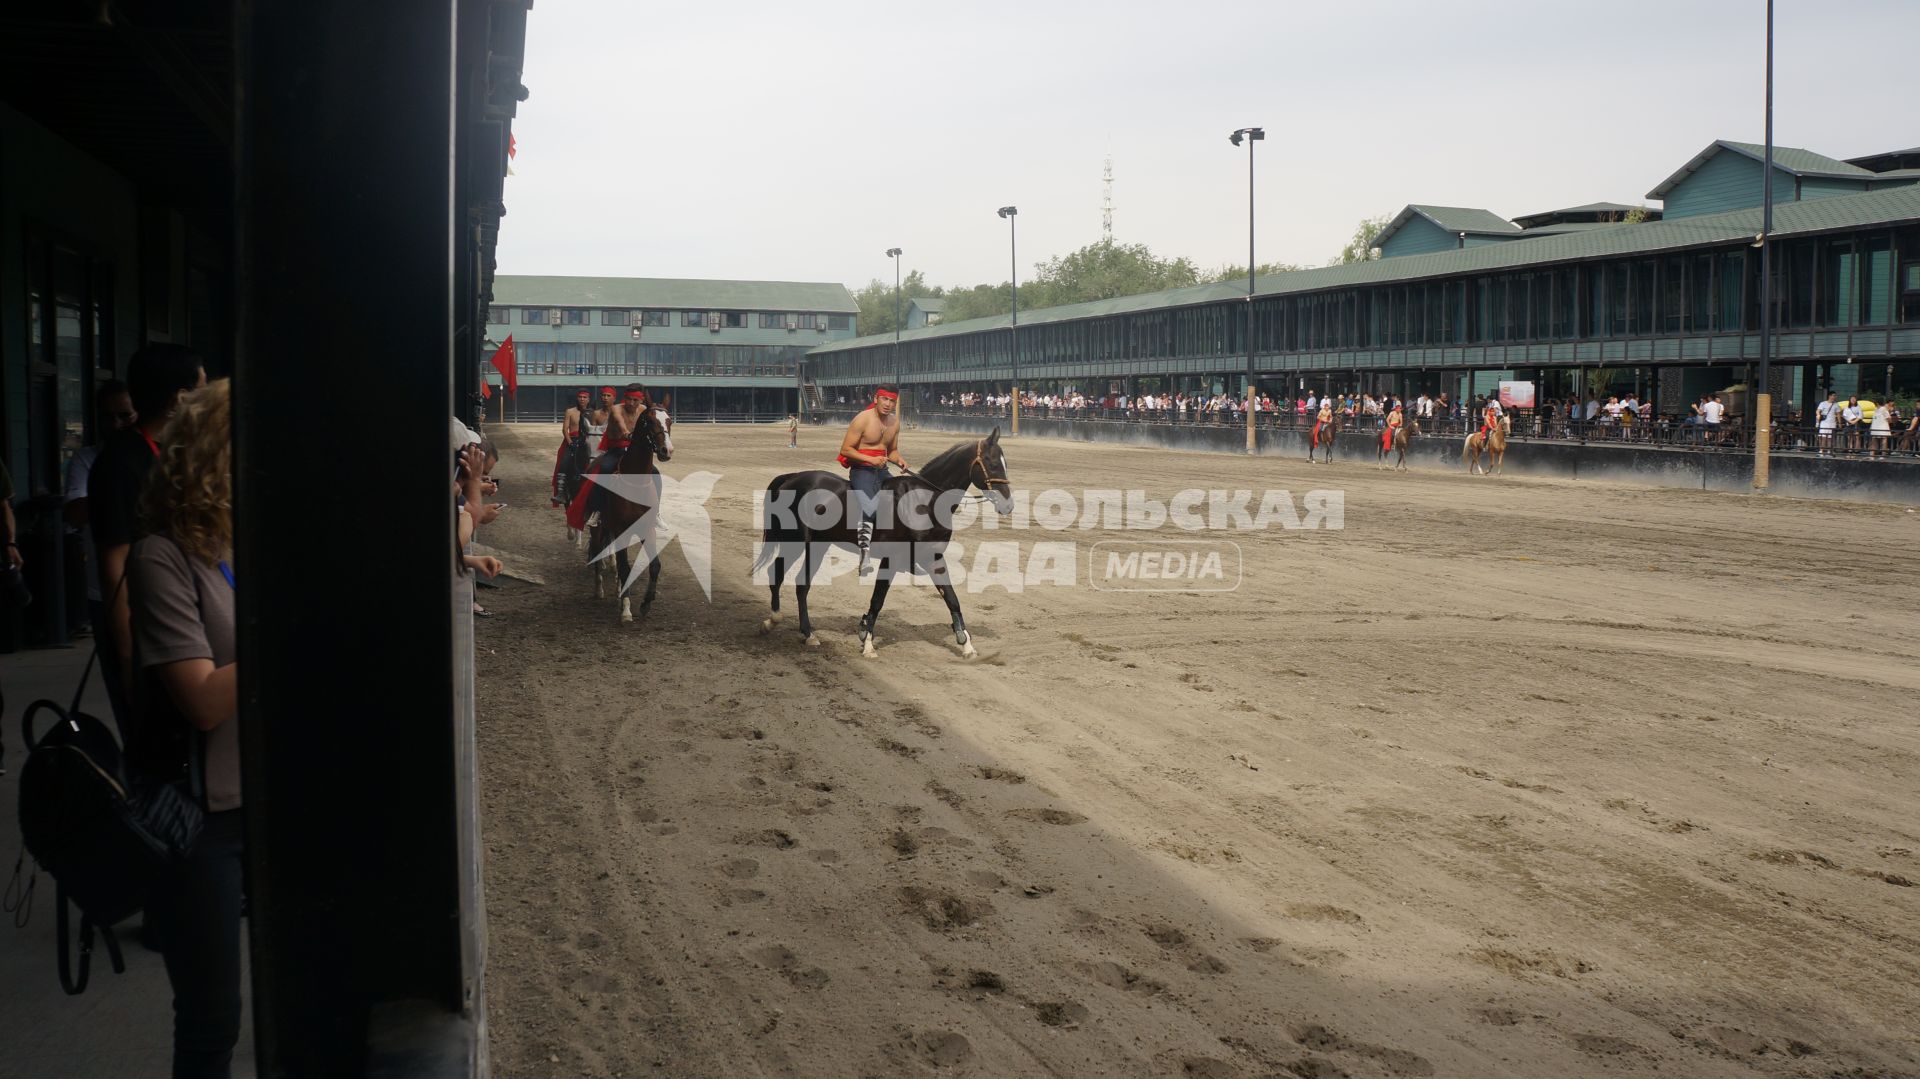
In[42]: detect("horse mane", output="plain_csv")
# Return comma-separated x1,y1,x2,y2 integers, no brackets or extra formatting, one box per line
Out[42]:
917,438,981,488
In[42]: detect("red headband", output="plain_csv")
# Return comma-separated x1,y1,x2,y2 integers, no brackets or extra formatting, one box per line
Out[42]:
625,390,647,401
874,389,898,400
601,386,616,395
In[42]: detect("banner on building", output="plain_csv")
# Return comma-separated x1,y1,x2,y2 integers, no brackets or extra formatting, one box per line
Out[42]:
1498,381,1535,409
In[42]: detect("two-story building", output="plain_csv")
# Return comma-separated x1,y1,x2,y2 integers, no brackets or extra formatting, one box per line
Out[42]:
486,275,858,420
806,137,1920,415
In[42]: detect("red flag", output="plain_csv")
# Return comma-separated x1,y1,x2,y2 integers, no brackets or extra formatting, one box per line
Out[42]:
480,378,492,401
489,336,517,397
509,133,517,159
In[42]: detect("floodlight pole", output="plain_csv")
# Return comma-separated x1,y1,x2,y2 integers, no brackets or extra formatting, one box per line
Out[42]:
1754,0,1774,490
999,206,1020,434
1231,127,1265,453
888,247,903,413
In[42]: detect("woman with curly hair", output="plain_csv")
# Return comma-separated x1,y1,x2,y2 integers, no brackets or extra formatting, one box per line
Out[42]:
128,377,242,1078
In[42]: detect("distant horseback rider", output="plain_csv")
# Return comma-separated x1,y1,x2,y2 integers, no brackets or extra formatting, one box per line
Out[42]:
838,387,907,569
565,384,650,533
551,388,593,507
1478,397,1504,446
583,385,614,462
1383,400,1404,453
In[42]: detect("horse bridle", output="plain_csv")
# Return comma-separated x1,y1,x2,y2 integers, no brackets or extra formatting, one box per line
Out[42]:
970,439,1010,496
893,439,1008,503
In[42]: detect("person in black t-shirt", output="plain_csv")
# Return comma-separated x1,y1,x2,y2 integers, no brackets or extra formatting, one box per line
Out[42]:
90,343,206,737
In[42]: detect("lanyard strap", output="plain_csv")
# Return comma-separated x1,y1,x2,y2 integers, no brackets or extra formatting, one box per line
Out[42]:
139,431,160,458
217,561,235,590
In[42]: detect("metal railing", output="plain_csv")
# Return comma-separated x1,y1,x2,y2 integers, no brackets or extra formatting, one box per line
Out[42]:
876,405,1920,459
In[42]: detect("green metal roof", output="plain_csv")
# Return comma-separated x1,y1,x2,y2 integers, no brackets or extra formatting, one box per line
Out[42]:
810,183,1920,356
492,275,858,313
1511,201,1651,229
1648,140,1875,199
910,297,946,312
1375,204,1518,248
1512,221,1620,236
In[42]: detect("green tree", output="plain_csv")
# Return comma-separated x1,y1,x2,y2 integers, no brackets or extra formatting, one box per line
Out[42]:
852,269,941,337
1331,214,1390,265
1622,205,1651,225
1201,261,1304,284
917,239,1205,325
1030,239,1202,305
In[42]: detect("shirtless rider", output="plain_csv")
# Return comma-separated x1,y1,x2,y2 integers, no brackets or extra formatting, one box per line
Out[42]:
838,387,908,571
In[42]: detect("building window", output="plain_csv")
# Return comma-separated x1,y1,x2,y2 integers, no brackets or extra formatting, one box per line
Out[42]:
601,309,631,326
718,311,748,328
640,309,671,327
487,306,511,324
682,310,706,327
761,312,805,329
561,308,591,325
828,314,851,330
522,307,549,324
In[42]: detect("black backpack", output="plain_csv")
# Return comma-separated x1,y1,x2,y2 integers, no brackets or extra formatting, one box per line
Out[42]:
9,680,204,994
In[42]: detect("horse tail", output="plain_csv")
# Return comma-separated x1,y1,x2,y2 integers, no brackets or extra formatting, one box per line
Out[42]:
753,474,808,578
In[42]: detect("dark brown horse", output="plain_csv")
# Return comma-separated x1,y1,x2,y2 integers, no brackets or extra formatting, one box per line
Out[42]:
754,430,1013,658
1377,416,1417,471
586,406,674,622
560,433,593,549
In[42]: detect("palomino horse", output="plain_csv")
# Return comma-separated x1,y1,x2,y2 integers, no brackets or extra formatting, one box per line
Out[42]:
1378,417,1418,471
1308,412,1339,464
586,406,674,622
1464,415,1509,475
754,429,1014,658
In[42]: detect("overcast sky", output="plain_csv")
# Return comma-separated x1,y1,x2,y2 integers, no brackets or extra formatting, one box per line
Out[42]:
493,0,1917,293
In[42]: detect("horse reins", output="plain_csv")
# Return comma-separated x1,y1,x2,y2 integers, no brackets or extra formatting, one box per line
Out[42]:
893,439,1007,504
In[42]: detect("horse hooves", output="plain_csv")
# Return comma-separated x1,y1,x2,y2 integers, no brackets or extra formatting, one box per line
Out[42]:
804,634,821,647
960,642,978,659
759,618,774,635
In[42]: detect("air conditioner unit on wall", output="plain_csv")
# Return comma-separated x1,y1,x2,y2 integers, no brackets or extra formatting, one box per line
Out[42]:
815,315,828,332
708,312,723,332
785,314,798,331
547,309,562,326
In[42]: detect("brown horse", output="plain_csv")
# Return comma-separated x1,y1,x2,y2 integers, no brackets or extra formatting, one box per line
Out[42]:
1463,415,1509,475
587,406,674,622
1378,417,1418,471
1308,411,1339,464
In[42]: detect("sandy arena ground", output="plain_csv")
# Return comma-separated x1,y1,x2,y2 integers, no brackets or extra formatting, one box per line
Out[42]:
474,421,1919,1079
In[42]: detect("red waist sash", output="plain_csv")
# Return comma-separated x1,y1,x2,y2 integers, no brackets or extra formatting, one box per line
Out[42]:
837,446,886,468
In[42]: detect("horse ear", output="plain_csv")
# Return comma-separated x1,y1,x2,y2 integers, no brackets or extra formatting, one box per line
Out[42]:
987,426,1001,444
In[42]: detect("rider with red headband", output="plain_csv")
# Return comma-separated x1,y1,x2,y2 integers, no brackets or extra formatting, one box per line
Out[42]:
551,388,593,507
838,386,908,565
565,384,650,532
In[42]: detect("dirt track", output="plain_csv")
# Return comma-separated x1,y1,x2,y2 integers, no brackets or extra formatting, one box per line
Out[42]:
475,421,1920,1079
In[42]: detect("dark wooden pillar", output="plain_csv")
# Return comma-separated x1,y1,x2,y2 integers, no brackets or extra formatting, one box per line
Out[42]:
236,1,483,1073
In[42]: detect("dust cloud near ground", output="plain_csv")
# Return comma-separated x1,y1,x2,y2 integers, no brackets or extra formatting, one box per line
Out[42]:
475,421,1919,1078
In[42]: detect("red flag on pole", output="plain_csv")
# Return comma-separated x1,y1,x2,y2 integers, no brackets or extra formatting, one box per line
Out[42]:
489,336,517,397
480,378,492,400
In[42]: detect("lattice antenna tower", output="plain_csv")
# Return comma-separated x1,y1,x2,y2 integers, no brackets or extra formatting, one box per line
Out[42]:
1101,155,1115,241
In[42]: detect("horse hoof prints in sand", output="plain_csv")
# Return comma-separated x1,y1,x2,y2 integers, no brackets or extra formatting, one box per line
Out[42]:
755,430,1014,659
